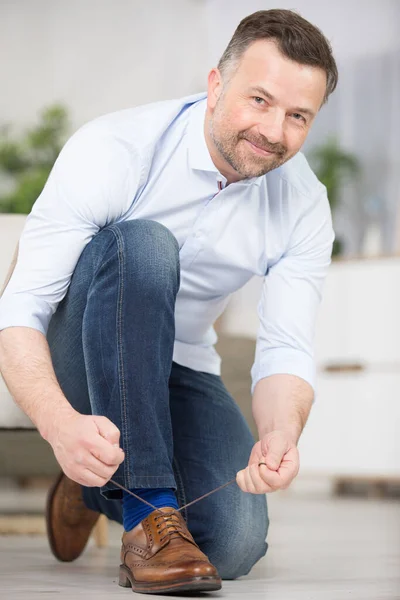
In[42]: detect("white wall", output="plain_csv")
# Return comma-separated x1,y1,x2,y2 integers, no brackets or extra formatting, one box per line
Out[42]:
205,0,400,64
0,0,208,131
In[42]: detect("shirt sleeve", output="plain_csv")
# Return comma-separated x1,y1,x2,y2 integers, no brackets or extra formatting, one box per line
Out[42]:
0,125,141,335
251,187,334,394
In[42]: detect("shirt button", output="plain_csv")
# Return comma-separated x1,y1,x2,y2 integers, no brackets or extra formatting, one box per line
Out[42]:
194,231,202,238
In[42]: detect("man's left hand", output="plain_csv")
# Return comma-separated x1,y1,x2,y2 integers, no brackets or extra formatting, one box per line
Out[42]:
236,430,300,494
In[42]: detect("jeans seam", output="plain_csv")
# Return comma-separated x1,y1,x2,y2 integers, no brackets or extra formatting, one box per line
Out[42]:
85,231,117,407
173,456,188,524
99,312,113,400
108,225,131,488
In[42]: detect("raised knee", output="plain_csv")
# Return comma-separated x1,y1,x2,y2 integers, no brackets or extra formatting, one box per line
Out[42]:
204,498,269,580
218,525,268,580
109,220,178,258
95,219,180,292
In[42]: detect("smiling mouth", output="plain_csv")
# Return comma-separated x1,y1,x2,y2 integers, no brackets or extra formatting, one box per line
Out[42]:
245,139,277,156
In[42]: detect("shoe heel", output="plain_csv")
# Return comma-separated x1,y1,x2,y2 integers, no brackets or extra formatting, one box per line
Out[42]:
119,565,132,588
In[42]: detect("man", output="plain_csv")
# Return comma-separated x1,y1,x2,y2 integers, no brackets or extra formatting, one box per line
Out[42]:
0,8,337,595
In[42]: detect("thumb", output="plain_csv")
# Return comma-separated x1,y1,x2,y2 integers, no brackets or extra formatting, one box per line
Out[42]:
262,435,287,471
92,416,121,447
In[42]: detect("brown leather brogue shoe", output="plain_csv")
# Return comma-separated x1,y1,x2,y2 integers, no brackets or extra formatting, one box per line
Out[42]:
46,472,101,562
119,506,221,594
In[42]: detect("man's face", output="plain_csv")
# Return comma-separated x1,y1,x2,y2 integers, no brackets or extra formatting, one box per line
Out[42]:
207,39,327,181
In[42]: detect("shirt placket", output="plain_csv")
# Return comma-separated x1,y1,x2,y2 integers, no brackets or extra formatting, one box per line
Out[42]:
179,178,224,269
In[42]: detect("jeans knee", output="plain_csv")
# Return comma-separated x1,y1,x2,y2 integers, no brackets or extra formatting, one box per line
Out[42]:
203,496,269,580
94,219,180,294
218,525,268,580
111,219,178,253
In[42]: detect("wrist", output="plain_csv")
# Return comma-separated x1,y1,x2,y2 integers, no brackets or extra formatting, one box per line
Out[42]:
258,426,299,446
37,402,78,443
252,374,312,447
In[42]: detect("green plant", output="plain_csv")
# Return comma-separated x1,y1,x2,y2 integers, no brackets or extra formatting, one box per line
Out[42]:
0,105,69,214
309,137,360,255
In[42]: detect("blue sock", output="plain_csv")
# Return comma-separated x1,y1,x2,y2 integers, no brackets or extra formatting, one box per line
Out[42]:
122,488,179,532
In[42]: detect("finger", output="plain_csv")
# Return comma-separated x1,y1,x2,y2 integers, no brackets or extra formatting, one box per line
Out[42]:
93,444,125,467
243,467,258,494
236,469,248,492
258,463,282,490
92,416,121,447
75,451,120,481
237,468,252,493
251,463,278,493
248,463,273,493
85,434,125,467
75,468,111,488
277,447,300,485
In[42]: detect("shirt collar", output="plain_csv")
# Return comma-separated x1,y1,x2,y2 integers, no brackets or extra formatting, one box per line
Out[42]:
187,97,220,176
186,96,264,188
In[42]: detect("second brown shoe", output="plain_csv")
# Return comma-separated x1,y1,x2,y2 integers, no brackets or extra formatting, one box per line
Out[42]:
46,472,101,562
119,506,221,594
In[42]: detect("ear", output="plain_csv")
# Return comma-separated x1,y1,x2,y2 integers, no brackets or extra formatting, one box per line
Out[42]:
207,68,223,111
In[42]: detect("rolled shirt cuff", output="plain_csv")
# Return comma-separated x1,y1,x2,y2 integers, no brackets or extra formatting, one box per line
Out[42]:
251,347,316,395
0,293,52,335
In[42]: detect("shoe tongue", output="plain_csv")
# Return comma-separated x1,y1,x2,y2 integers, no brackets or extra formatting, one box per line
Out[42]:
155,506,178,514
153,507,179,523
154,507,186,542
155,507,180,526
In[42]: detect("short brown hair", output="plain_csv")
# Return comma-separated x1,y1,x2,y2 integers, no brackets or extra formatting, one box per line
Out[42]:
218,9,338,103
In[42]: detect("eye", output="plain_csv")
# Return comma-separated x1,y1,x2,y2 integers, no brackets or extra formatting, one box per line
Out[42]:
253,96,265,105
292,113,306,123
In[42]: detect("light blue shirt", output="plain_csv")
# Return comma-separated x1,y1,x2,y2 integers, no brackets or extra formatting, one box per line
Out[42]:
0,93,334,392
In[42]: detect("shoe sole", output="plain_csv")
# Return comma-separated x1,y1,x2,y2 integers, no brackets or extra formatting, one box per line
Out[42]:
119,564,222,594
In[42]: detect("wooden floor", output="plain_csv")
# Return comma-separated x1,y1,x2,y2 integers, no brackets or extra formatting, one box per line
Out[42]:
0,489,399,599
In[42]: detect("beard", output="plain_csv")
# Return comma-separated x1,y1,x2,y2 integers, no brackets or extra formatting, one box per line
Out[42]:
209,103,290,179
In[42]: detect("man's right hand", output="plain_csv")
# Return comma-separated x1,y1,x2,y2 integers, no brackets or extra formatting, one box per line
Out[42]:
45,411,125,487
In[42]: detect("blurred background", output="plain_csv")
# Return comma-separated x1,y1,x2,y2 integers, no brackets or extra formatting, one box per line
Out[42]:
0,0,399,583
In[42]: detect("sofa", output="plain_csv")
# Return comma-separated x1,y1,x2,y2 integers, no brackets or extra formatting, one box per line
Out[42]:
0,214,33,429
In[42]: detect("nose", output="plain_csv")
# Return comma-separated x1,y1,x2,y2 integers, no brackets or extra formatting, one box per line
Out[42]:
258,109,285,145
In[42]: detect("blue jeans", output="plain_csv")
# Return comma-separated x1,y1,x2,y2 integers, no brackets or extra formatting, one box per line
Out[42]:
46,220,269,579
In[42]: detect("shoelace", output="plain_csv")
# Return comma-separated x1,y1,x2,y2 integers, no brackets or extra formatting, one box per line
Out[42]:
109,462,267,517
109,477,237,516
154,511,185,542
